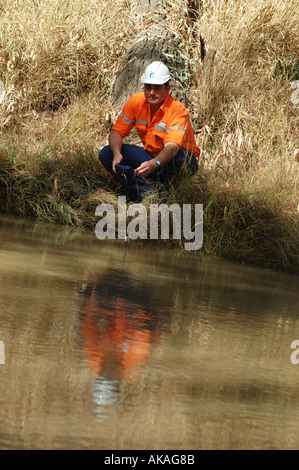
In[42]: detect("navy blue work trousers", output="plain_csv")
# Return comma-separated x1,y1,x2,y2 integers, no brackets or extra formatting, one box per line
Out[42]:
98,144,198,201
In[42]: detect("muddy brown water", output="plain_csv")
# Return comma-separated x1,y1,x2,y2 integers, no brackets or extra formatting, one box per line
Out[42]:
0,215,298,450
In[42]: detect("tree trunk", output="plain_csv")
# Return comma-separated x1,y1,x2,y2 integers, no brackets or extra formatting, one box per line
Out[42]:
111,1,216,120
111,0,194,107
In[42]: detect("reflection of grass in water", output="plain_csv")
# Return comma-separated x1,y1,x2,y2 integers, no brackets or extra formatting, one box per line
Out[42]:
0,0,298,273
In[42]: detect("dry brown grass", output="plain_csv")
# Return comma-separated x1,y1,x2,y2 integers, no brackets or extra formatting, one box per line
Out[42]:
0,0,137,123
187,0,298,209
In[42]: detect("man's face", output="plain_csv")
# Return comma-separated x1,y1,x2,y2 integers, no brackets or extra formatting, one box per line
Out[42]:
144,83,170,107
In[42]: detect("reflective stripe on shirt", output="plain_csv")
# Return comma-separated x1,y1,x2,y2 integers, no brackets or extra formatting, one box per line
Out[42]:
154,125,187,135
120,111,135,125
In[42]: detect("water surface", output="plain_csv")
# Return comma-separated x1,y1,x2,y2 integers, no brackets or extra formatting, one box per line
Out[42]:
0,215,298,450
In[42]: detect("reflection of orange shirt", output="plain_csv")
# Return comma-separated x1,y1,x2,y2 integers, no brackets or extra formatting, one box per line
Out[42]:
112,92,200,158
80,297,152,380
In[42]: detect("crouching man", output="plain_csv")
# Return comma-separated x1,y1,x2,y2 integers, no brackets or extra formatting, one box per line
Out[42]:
99,61,200,201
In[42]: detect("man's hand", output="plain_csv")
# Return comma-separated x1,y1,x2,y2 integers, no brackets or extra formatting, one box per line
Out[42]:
135,142,180,178
134,159,157,178
112,153,123,173
108,130,124,172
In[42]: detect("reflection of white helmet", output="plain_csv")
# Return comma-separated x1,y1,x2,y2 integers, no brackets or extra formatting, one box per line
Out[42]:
140,61,171,85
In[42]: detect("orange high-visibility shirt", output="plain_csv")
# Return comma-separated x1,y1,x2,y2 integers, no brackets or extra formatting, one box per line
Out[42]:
112,92,200,158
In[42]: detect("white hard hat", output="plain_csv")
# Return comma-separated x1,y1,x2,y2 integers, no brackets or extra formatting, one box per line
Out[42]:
140,61,171,85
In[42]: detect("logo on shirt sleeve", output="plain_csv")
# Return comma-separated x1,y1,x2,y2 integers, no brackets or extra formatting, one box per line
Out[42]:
158,121,166,129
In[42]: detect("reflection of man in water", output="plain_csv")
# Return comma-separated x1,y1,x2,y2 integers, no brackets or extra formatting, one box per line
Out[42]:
78,270,167,416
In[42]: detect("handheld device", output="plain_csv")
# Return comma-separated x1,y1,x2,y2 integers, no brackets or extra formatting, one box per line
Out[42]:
115,164,134,178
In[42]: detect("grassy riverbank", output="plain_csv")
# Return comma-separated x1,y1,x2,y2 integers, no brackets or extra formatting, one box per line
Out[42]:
0,0,298,273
